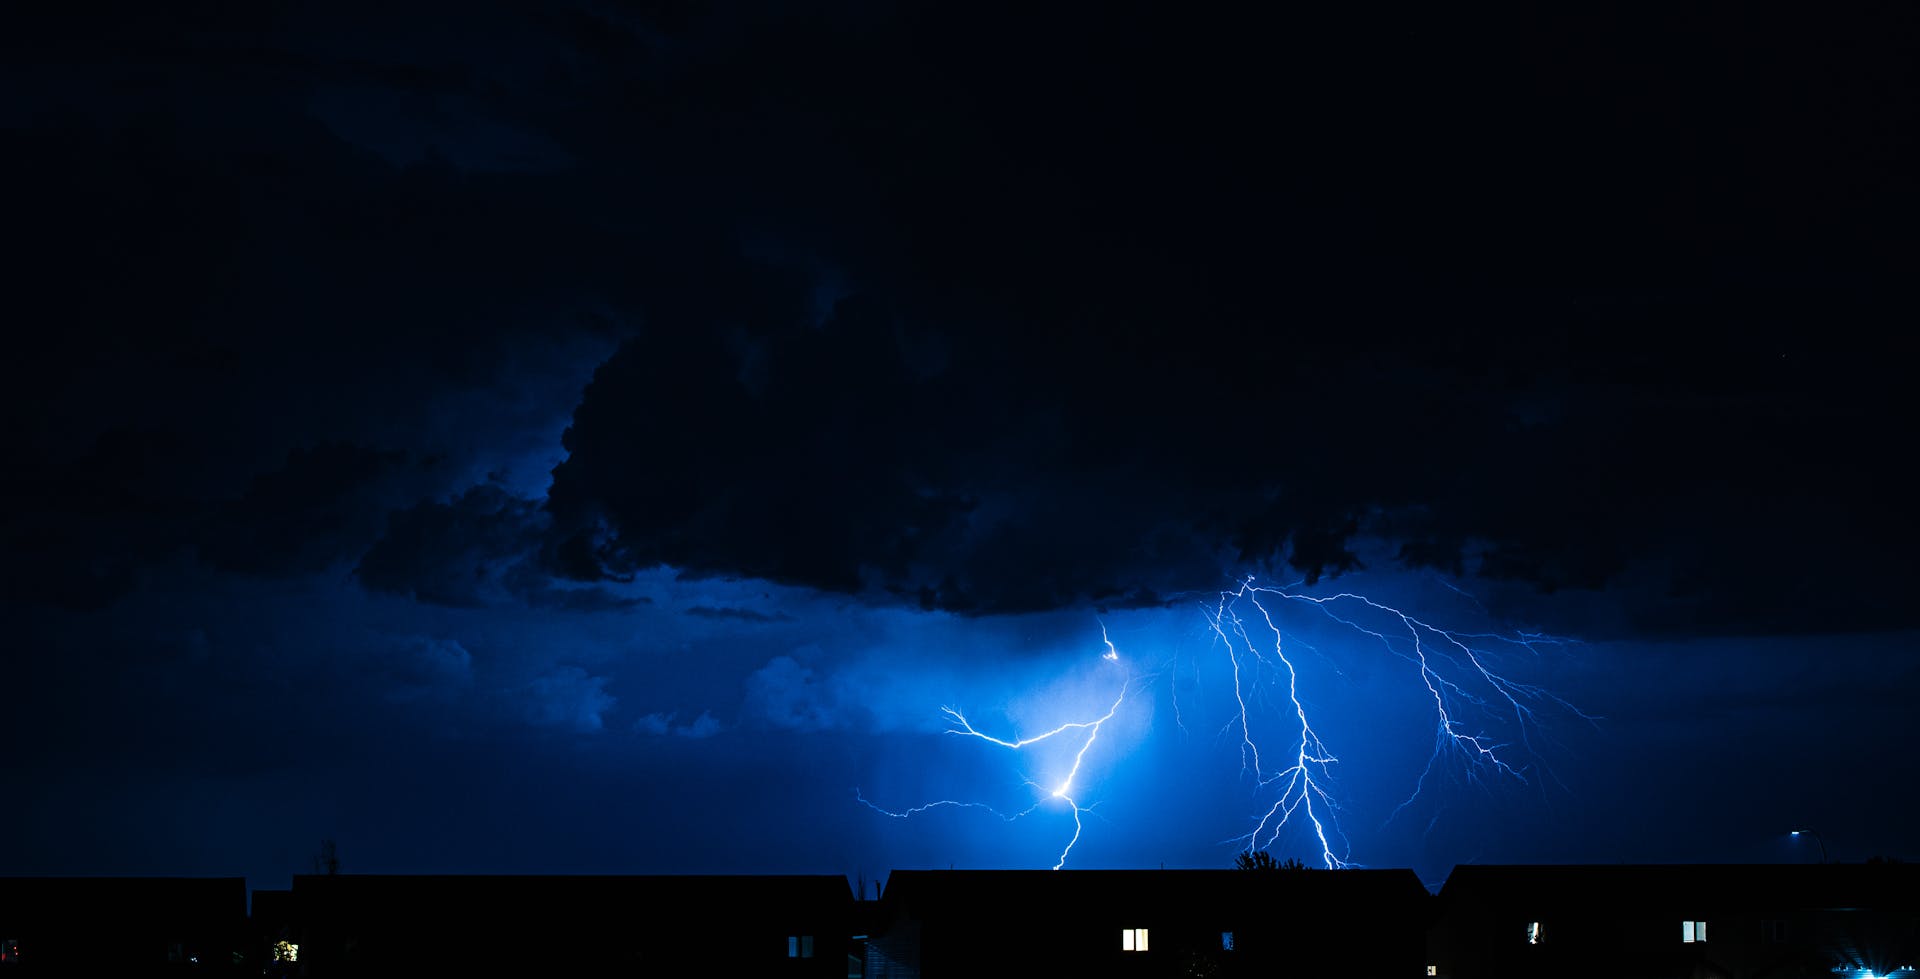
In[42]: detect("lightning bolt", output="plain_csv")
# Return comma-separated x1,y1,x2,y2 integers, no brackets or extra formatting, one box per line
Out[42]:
860,575,1587,870
1211,575,1591,868
859,637,1136,870
946,670,1133,870
1208,583,1347,867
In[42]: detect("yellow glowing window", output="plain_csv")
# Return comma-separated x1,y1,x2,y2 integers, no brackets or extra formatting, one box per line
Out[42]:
1122,928,1150,952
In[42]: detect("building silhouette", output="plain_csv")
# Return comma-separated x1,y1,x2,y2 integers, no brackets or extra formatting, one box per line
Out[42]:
2,862,1915,978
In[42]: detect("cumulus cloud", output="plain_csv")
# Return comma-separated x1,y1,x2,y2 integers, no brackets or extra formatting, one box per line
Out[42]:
634,710,724,739
520,667,616,732
742,655,841,732
382,637,475,704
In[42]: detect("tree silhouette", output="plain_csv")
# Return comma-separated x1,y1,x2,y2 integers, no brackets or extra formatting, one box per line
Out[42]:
1234,851,1308,871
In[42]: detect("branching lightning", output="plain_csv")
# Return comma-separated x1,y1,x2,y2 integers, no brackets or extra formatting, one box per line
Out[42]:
860,647,1135,870
1208,581,1347,867
859,575,1587,870
1207,576,1589,868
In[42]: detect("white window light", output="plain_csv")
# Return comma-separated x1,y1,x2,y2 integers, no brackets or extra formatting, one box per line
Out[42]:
1683,921,1707,943
1122,928,1150,952
1527,921,1544,945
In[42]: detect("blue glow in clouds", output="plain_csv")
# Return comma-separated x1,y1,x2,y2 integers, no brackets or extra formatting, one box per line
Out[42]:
860,575,1590,870
860,656,1136,870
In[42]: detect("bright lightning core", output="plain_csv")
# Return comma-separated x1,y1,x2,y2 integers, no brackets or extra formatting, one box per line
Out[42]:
859,640,1140,871
859,575,1589,871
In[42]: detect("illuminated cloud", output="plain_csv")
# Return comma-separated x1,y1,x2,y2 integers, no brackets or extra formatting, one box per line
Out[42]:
634,710,724,739
743,655,839,732
520,667,617,733
382,637,475,704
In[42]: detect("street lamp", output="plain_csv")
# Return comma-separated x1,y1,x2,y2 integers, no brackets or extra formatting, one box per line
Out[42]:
1791,830,1828,864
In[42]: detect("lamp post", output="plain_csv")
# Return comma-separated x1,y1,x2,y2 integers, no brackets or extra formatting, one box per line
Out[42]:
1791,829,1828,864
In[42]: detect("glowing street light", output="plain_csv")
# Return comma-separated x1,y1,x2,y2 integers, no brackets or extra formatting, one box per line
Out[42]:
1790,829,1828,864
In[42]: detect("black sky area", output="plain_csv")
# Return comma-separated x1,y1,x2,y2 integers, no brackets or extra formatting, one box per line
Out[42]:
5,2,1917,888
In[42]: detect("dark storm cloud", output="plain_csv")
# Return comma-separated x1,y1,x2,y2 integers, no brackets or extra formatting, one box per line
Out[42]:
540,0,1919,629
5,5,636,604
2,428,206,611
356,483,547,608
356,482,652,611
200,442,408,576
8,1,1916,636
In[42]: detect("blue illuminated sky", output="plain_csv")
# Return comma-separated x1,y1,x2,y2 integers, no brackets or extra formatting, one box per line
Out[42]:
6,2,1917,891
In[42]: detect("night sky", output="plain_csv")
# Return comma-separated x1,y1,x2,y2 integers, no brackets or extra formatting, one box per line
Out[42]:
7,2,1917,892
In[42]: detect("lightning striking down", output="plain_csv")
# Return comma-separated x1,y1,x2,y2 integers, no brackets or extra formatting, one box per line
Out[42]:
1210,576,1589,868
859,635,1137,871
861,576,1586,870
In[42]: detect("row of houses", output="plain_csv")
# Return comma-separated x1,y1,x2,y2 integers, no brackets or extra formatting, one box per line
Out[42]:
1,863,1915,977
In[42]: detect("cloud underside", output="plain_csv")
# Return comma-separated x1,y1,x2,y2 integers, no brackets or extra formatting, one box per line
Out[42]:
542,303,1909,633
3,1,1911,635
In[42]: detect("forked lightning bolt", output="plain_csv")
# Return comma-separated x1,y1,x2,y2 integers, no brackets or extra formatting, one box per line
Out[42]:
861,576,1585,870
1211,576,1589,868
858,633,1135,870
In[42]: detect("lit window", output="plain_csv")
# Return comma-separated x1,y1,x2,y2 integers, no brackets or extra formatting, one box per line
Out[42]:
1,939,17,963
1428,967,1438,976
1221,931,1234,951
788,935,814,959
1683,921,1707,943
272,941,299,963
1122,928,1150,952
1527,921,1544,945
